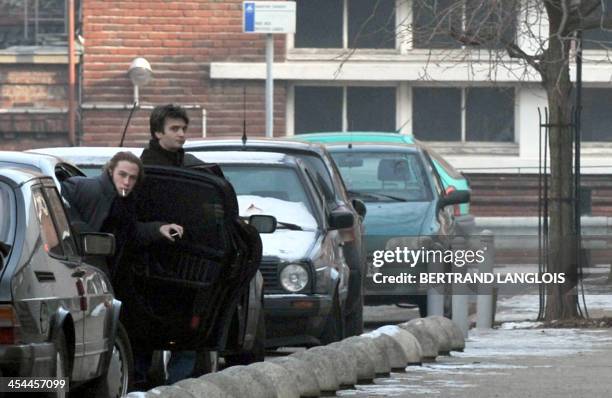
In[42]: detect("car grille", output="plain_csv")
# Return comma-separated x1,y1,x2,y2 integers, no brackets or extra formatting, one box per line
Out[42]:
260,258,284,294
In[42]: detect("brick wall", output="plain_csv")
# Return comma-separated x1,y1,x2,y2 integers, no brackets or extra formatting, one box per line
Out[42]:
82,0,287,146
0,64,69,150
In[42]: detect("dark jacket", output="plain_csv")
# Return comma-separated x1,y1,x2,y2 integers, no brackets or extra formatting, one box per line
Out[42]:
141,139,225,177
61,172,164,246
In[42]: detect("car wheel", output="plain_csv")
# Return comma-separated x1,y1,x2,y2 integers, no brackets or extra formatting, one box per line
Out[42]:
320,291,344,345
344,288,364,337
83,322,134,398
45,328,69,398
225,306,266,366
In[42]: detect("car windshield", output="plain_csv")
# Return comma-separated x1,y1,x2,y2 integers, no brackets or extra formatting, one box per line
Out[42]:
220,165,318,230
330,151,433,202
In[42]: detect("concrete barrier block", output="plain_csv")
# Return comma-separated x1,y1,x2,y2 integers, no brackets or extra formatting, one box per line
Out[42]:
398,321,438,361
329,340,376,382
361,331,408,371
247,361,300,398
290,350,340,393
199,370,253,397
269,356,321,397
307,346,357,387
409,317,452,355
137,386,196,398
222,365,277,398
375,325,423,365
427,315,466,351
174,378,230,398
343,336,391,376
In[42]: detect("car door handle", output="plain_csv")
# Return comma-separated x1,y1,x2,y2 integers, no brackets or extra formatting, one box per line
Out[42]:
71,269,86,278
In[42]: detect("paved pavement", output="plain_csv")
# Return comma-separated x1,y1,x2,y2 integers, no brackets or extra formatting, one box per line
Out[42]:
335,325,612,397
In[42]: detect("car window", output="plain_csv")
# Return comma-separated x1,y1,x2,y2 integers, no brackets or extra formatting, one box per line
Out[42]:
330,151,433,202
32,188,64,258
55,163,85,182
43,187,79,257
0,182,15,251
297,155,336,203
421,146,464,179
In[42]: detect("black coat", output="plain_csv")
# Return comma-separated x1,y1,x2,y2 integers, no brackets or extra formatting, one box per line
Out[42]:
141,139,225,177
61,172,164,246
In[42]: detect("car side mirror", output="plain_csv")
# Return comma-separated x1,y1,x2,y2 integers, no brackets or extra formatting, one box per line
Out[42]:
351,198,367,218
81,233,115,256
249,215,277,234
438,190,470,210
329,210,354,230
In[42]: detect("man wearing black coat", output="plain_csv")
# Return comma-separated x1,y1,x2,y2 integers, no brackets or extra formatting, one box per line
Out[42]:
61,151,183,276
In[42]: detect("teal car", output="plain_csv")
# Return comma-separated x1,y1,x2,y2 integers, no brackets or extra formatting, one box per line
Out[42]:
293,133,474,236
289,133,471,314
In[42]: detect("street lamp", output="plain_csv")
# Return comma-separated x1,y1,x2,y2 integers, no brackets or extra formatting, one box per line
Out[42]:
127,57,153,106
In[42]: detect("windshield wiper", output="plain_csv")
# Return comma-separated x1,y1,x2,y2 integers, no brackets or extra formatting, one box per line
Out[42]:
347,190,406,202
276,221,304,231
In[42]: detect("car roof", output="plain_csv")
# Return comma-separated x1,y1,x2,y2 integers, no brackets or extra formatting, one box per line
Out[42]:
191,150,299,166
293,132,416,145
0,150,64,168
28,146,143,165
185,137,327,155
0,166,47,186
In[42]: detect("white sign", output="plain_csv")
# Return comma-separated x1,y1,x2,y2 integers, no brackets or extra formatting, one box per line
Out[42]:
243,1,296,34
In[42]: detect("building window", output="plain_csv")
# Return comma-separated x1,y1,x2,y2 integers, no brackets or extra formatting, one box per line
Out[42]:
582,88,612,142
295,86,343,133
295,86,397,134
412,0,517,49
582,0,612,50
295,0,396,49
0,0,72,49
413,87,515,142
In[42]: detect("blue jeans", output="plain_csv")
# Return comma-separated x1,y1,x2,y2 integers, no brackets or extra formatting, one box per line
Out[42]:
167,351,196,384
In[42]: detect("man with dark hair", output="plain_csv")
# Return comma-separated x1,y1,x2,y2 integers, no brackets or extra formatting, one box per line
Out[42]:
142,104,204,167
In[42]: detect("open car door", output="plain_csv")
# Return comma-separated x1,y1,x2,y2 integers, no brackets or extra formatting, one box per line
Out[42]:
115,166,262,352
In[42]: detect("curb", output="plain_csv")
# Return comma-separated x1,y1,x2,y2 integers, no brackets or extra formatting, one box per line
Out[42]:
127,316,465,398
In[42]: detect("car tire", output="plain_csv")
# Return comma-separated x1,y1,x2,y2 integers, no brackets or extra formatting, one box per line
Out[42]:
45,328,69,398
225,306,266,367
320,291,344,345
80,322,134,398
344,288,364,337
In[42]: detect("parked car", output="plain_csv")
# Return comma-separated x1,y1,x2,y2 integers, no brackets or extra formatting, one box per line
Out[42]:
184,138,367,336
293,132,475,237
28,146,266,367
287,134,470,315
0,164,131,397
191,150,353,347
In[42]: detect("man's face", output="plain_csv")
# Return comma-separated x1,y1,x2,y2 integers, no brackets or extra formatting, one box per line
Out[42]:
155,117,187,152
111,160,139,197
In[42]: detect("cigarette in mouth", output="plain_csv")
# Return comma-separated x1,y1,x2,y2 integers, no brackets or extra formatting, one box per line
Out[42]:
122,189,126,197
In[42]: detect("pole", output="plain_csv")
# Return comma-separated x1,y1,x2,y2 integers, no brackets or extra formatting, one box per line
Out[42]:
67,0,76,146
265,33,274,137
477,230,495,329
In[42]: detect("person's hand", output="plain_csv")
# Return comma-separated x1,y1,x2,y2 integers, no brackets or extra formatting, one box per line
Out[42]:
160,224,184,242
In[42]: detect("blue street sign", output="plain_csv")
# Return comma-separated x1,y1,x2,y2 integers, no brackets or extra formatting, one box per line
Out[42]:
244,2,255,33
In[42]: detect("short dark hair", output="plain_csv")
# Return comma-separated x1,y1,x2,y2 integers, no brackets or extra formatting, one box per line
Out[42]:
104,151,144,184
149,104,189,140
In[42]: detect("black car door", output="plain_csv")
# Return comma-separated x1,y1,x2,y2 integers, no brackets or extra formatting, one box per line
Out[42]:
115,166,260,352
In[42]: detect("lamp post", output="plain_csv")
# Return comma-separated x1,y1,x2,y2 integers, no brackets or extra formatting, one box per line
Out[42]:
119,57,153,146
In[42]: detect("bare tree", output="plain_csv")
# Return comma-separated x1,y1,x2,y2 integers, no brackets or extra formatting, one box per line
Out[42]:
384,0,612,320
335,0,612,319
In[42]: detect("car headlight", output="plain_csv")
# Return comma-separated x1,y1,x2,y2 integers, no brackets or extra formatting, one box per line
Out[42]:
280,264,309,292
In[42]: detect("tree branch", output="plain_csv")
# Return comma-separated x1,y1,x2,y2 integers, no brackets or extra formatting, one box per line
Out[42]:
504,41,543,73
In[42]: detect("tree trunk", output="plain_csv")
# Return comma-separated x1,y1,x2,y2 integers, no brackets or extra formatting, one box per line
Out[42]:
541,32,579,320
